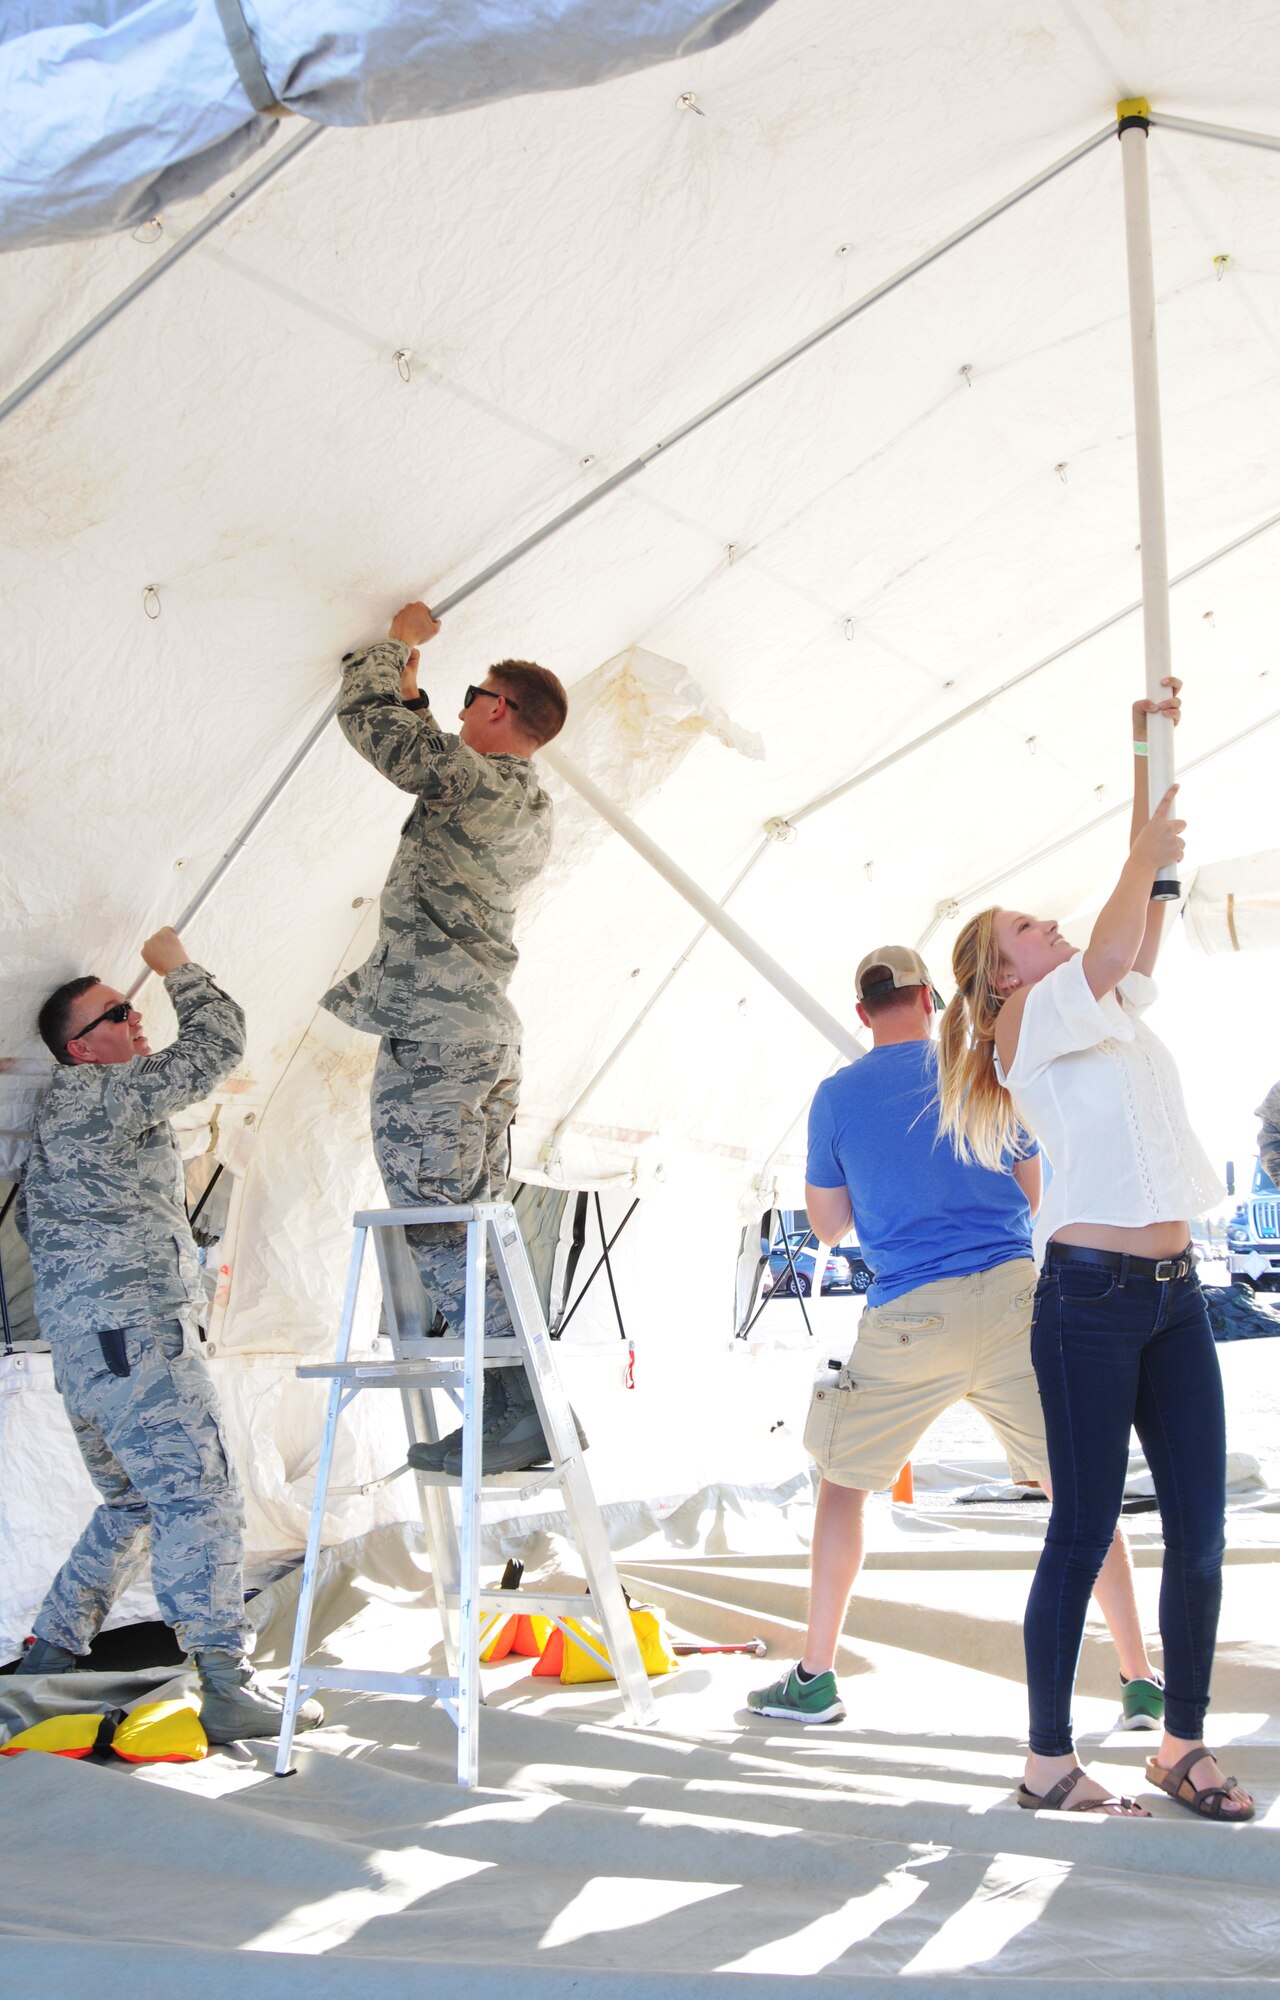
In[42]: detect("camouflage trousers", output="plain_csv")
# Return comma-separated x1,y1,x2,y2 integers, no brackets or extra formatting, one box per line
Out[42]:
36,1314,247,1657
371,1036,523,1346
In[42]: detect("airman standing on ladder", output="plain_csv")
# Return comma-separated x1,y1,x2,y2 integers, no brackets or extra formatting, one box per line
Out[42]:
320,601,572,1471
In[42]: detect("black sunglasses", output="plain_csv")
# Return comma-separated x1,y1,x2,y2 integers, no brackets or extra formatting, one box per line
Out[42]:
463,683,518,712
72,1001,133,1041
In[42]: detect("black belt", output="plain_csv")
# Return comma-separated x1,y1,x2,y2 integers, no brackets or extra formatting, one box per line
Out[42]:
1045,1243,1196,1284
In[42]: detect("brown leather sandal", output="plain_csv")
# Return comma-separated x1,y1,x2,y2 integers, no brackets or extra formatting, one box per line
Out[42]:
1145,1748,1255,1820
1016,1766,1148,1815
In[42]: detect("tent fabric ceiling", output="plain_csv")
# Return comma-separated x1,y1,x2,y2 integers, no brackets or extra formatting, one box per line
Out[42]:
0,0,775,248
3,0,1280,1206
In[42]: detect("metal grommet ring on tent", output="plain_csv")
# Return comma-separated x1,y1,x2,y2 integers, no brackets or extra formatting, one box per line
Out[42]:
142,586,161,620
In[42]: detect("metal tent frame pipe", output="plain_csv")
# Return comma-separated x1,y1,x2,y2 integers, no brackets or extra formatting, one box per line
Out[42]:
1118,101,1179,897
0,126,325,430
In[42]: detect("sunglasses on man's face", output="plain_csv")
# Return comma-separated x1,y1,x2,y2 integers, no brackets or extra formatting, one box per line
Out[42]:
72,1001,133,1041
463,684,518,712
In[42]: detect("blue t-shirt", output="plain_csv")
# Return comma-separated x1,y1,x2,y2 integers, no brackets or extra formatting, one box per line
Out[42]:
805,1040,1037,1307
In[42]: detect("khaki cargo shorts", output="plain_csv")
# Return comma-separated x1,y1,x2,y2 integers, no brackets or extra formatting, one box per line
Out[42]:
803,1257,1046,1492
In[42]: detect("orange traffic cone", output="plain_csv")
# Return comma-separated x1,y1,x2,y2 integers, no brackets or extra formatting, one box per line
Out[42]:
891,1461,914,1503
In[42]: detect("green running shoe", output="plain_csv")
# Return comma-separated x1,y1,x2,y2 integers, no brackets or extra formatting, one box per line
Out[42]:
1119,1673,1165,1730
748,1663,846,1724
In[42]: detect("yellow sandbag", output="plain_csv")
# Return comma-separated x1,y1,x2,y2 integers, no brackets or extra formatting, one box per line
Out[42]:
0,1712,103,1758
1,1698,207,1764
112,1697,208,1763
559,1608,676,1684
480,1614,517,1662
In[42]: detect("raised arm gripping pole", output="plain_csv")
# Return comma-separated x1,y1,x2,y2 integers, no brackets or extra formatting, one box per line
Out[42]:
1117,99,1179,899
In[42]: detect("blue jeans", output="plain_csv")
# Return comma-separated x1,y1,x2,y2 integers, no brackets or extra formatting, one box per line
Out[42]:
1025,1258,1226,1756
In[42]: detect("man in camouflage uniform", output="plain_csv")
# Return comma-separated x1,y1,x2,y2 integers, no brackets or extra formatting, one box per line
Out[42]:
16,927,321,1742
324,596,568,1472
321,601,569,1473
1256,1080,1280,1188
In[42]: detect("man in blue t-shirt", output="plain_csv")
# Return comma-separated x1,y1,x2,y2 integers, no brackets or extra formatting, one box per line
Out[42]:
749,945,1160,1731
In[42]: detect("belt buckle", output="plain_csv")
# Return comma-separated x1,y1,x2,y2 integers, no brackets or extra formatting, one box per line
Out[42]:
1153,1254,1190,1283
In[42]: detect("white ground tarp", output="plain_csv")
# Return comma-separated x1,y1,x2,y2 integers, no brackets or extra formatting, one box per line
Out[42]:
1,1457,1277,1994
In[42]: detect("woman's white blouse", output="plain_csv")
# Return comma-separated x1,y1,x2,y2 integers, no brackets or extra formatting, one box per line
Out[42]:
995,952,1223,1240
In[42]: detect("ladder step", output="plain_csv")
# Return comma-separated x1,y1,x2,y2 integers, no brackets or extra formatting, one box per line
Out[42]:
411,1463,565,1497
298,1667,458,1699
297,1353,524,1382
472,1590,599,1613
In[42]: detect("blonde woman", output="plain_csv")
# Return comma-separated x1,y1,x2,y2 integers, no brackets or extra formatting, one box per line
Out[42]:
937,682,1252,1821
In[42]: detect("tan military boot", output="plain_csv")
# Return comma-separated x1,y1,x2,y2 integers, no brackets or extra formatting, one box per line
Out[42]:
194,1652,323,1744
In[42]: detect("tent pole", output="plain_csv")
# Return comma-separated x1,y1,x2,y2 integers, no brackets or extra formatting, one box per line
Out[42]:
0,125,324,430
541,749,862,1063
1147,112,1280,155
1117,99,1179,899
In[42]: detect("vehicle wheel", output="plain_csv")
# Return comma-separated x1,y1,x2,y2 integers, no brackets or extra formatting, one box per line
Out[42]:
850,1266,872,1294
788,1272,812,1298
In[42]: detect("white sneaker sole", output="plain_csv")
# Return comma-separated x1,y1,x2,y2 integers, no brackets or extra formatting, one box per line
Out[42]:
750,1700,846,1724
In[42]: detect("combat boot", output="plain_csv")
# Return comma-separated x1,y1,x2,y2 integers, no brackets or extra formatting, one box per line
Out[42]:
407,1367,509,1473
15,1635,81,1674
408,1372,588,1477
194,1651,323,1744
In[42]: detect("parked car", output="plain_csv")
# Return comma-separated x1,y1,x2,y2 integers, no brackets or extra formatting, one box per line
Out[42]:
1225,1157,1280,1290
767,1228,873,1298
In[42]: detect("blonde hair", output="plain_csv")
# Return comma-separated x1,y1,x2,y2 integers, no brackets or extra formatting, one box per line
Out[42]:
936,907,1022,1171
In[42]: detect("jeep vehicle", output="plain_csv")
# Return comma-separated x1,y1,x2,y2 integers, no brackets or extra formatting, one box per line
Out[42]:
1225,1158,1280,1290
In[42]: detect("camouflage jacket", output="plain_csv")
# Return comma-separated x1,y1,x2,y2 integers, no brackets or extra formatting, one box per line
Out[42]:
22,964,245,1341
320,640,554,1044
1257,1080,1280,1187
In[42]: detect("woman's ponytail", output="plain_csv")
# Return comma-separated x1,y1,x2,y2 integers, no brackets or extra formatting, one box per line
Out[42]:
936,908,1020,1171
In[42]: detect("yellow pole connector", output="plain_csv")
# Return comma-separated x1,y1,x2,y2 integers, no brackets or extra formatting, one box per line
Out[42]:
1116,98,1152,123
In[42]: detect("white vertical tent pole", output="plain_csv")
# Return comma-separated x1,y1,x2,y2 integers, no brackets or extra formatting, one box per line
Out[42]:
1117,100,1179,899
541,748,862,1063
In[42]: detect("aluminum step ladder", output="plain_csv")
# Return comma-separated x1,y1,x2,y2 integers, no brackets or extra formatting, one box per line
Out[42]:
274,1200,656,1785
